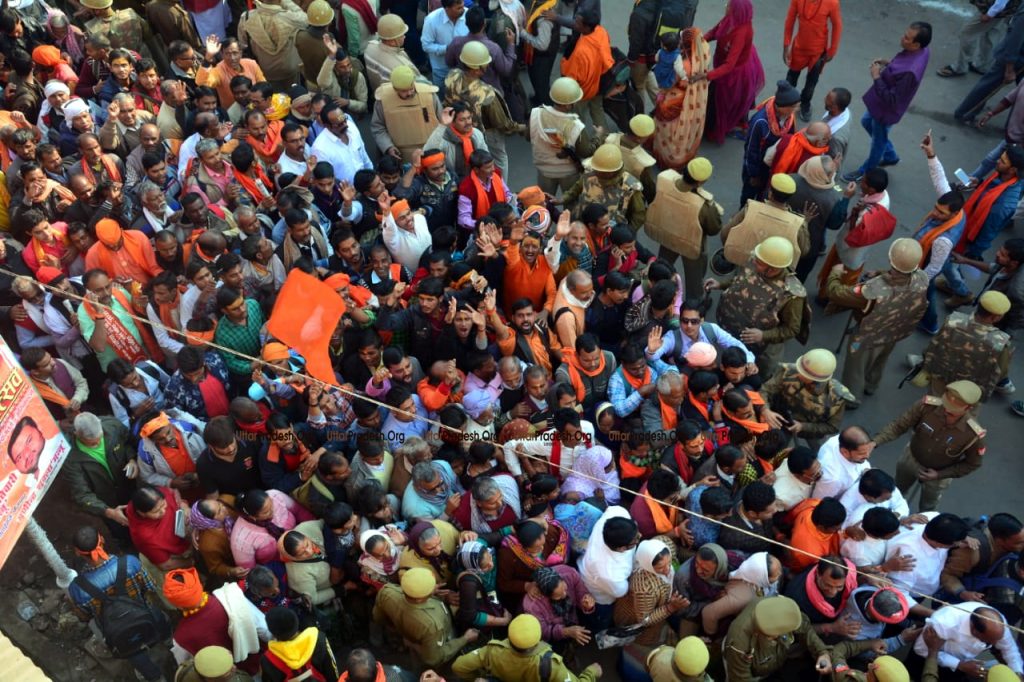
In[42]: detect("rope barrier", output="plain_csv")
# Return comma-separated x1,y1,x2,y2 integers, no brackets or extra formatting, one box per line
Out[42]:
6,265,1021,636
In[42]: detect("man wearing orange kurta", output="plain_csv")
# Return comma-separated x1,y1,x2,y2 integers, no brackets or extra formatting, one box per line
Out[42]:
84,219,162,285
783,0,843,122
560,9,613,131
196,35,267,110
502,232,557,315
785,497,845,571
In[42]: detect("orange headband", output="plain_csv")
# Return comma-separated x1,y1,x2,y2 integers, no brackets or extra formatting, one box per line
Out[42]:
323,273,351,290
74,534,109,564
139,412,171,439
185,327,216,345
262,342,291,362
390,199,411,220
454,269,478,288
163,567,206,609
421,152,445,169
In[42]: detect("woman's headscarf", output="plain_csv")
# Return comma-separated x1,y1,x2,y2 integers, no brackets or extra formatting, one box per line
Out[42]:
634,539,673,587
686,543,730,601
713,0,754,36
562,445,621,504
46,11,85,65
189,500,235,549
455,540,490,574
578,506,637,602
729,551,779,596
798,155,837,190
534,565,572,618
358,529,400,577
407,521,452,574
417,461,457,507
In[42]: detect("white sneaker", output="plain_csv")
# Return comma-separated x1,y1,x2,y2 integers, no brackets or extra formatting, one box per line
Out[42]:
996,379,1016,395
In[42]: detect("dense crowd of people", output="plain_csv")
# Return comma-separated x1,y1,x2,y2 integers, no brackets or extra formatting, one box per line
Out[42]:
2,0,1024,680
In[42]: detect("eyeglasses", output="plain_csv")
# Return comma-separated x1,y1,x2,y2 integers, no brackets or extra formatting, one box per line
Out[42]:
680,317,702,325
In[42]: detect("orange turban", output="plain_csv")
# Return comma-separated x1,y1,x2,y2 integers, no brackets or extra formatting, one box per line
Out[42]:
262,341,291,362
95,219,123,246
139,412,171,439
518,186,545,209
163,567,205,609
390,199,411,221
32,45,63,68
323,273,351,290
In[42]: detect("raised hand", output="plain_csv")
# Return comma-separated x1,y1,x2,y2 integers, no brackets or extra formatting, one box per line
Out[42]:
554,209,572,239
107,100,120,119
440,107,455,127
323,32,338,57
339,180,356,203
205,35,221,60
647,325,663,353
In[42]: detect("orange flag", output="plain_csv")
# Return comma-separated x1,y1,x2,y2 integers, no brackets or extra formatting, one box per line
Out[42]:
266,270,346,387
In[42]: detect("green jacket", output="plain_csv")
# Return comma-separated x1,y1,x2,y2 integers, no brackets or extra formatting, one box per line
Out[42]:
723,597,830,682
372,584,469,668
452,639,598,682
61,417,135,517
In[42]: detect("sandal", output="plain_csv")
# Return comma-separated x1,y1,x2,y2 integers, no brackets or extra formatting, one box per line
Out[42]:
936,65,964,78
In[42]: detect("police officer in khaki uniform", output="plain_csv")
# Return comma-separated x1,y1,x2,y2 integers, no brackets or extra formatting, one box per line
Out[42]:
826,238,930,406
761,348,854,450
646,157,723,299
706,236,808,377
588,114,658,203
562,144,647,233
444,41,525,179
715,173,812,275
371,66,444,164
646,636,711,682
826,654,912,682
723,596,881,680
82,0,167,73
911,290,1014,401
529,77,599,195
873,380,987,512
372,567,479,668
363,14,422,93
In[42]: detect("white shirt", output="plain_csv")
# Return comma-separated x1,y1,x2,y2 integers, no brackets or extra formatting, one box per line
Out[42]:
579,506,637,605
914,603,1024,674
772,460,812,511
504,422,596,478
840,485,910,529
276,146,312,178
884,515,948,598
310,118,372,184
180,281,222,325
382,211,432,272
812,435,870,501
841,534,888,568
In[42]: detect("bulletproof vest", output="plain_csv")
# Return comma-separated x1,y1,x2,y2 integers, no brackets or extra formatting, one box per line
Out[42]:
716,265,805,337
645,171,708,260
584,133,655,179
724,200,805,267
444,70,515,134
851,270,930,349
377,84,441,164
922,312,1011,399
578,172,642,226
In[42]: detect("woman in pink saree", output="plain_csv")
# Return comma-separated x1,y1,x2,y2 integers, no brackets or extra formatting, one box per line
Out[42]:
703,0,766,144
652,28,712,170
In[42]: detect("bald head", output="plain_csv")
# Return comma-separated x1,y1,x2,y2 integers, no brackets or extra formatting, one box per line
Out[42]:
971,607,1006,645
806,121,831,146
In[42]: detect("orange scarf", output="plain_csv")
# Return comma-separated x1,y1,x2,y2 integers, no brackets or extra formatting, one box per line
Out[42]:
643,486,678,533
232,166,274,205
687,392,710,422
771,132,828,175
563,350,606,402
157,298,183,341
723,407,770,433
31,229,69,269
449,124,476,165
470,169,507,219
659,396,678,431
960,174,1017,249
247,120,284,163
32,378,72,407
756,97,796,137
917,210,965,266
620,366,652,391
79,155,122,185
158,426,196,477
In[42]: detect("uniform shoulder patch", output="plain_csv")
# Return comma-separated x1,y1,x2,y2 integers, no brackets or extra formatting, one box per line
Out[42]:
967,418,986,438
923,395,943,406
784,275,807,298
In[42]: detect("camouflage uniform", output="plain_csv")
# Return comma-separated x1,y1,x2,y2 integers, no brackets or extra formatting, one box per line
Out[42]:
715,261,807,377
443,68,520,178
826,268,930,400
921,311,1013,401
86,10,166,73
761,363,854,450
561,170,647,232
873,395,987,511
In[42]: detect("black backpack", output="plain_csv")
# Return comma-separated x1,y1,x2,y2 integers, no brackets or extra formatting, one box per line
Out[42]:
72,556,169,658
